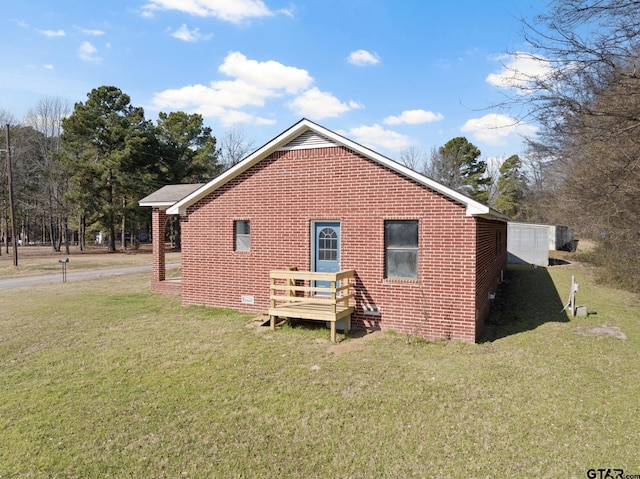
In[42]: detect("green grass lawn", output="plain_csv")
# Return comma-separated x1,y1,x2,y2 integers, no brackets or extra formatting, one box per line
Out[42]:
1,262,639,478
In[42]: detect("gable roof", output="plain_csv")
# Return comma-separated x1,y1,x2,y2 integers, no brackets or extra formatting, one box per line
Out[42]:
165,118,509,221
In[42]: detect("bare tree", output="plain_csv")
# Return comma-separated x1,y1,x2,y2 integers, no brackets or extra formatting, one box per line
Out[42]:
24,97,72,251
485,157,502,208
512,0,640,290
0,109,17,126
24,97,68,139
398,144,428,173
218,126,255,171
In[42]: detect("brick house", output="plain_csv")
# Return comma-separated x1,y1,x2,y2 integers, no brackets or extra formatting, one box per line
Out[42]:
140,118,508,342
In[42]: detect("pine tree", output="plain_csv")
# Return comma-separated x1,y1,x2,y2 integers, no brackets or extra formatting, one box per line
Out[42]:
494,154,526,218
61,86,152,252
427,137,491,203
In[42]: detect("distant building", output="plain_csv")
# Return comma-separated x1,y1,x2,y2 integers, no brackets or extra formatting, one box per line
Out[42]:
507,222,573,266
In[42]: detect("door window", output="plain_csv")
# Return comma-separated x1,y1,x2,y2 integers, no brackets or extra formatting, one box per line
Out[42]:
318,227,338,261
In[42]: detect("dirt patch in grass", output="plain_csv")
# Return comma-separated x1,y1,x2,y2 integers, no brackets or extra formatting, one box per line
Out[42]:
327,329,385,355
248,313,384,353
576,324,627,339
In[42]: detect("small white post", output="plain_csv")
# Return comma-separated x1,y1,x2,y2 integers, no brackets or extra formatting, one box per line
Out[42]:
570,275,579,317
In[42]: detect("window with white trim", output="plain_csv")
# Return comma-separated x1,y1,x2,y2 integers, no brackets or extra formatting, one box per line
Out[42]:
235,220,250,251
385,220,418,279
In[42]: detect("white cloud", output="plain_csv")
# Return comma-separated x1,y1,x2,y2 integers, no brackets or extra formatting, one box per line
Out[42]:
171,23,213,42
461,113,537,145
78,41,101,63
486,52,554,94
348,49,380,66
142,0,275,23
289,88,355,119
346,124,412,151
154,85,227,115
152,82,276,125
153,81,274,111
152,52,313,125
220,110,275,126
43,64,54,70
219,52,312,94
80,28,105,36
39,29,66,37
383,109,443,125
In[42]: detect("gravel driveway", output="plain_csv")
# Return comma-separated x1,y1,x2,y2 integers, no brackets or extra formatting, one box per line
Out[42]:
0,263,181,291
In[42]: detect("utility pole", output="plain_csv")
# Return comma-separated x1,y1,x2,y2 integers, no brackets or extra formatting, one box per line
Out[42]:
5,124,18,266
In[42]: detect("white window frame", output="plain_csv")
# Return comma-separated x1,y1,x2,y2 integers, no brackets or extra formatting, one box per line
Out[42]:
384,220,418,279
234,220,250,251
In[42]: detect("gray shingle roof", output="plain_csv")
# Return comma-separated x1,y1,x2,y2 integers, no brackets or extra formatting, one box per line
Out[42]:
139,183,205,208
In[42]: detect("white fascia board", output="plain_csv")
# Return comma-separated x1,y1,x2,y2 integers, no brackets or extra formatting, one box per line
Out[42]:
314,123,503,219
166,121,311,215
166,118,509,222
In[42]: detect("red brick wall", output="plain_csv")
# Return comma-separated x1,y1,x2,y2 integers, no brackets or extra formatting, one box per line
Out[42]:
474,217,507,339
180,146,497,342
152,208,167,283
151,278,182,295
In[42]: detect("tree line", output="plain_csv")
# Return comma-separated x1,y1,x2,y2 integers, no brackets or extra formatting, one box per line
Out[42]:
517,0,640,292
2,0,638,293
1,84,524,258
398,0,639,292
0,86,253,254
398,137,527,218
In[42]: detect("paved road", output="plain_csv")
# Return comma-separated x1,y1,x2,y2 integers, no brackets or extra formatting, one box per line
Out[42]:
0,263,181,291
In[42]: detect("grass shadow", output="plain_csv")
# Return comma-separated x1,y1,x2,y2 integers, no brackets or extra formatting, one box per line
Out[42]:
481,264,568,342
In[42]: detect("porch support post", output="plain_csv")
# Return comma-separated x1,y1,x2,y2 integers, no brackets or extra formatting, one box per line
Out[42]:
152,208,167,283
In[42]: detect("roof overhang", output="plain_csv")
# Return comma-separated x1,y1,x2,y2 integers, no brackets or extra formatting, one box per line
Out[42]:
139,184,205,211
165,118,510,222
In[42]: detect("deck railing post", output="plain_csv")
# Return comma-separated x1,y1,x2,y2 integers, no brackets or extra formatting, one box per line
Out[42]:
331,280,337,315
341,276,348,308
270,277,276,309
270,276,276,330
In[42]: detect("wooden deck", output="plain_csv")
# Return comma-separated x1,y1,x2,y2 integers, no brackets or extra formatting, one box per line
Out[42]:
268,269,355,342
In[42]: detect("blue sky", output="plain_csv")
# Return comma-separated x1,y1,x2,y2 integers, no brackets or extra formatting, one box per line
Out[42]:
0,0,551,162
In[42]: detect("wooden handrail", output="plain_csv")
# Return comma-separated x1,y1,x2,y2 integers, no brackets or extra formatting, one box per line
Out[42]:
269,269,355,305
270,269,356,282
269,269,355,342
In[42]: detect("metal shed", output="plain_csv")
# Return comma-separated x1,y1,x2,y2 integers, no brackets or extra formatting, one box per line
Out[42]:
507,222,551,266
548,225,573,250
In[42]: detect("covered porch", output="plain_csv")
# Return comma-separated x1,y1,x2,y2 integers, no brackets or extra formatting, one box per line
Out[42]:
139,184,203,294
